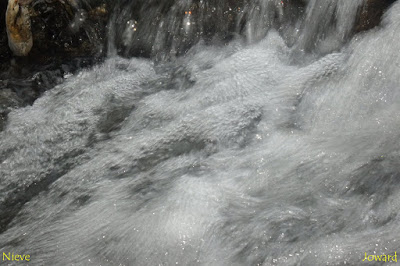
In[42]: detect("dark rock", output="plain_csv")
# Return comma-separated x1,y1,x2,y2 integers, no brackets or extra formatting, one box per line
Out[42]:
1,0,396,61
0,0,11,61
28,0,110,59
355,0,397,32
2,0,110,60
0,0,110,109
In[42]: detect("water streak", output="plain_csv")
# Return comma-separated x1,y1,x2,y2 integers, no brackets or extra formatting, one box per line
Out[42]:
1,0,400,265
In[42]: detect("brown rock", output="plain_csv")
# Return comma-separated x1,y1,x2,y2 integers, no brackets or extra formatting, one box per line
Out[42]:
6,0,33,56
18,0,33,6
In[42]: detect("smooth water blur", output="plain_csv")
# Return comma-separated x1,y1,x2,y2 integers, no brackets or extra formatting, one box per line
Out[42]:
1,0,400,265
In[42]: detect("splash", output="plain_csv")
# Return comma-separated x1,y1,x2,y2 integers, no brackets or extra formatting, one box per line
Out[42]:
1,1,400,265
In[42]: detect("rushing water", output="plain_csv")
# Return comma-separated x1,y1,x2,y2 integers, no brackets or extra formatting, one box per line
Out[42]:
1,0,400,265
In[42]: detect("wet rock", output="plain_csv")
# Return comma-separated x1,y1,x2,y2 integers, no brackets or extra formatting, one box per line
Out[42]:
355,0,397,32
0,0,110,110
28,0,109,59
6,0,33,56
2,0,110,59
1,0,397,61
0,0,8,57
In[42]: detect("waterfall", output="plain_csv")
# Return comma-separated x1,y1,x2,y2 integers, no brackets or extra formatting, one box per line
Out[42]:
1,0,400,265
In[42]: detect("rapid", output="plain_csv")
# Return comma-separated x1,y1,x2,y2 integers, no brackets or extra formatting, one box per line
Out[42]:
1,0,400,265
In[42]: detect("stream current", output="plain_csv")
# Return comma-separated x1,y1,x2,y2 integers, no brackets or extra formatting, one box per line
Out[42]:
1,0,400,265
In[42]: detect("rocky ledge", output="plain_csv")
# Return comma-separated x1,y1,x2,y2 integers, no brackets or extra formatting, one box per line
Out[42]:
0,0,397,126
1,0,397,60
2,0,109,61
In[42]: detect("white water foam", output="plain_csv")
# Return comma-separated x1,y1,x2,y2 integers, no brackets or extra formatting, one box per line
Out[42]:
1,1,400,265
